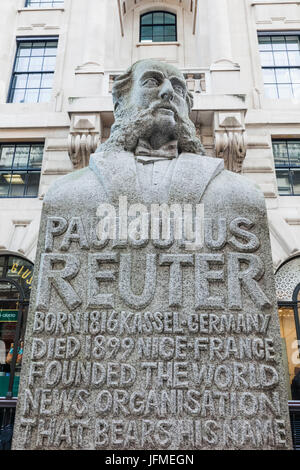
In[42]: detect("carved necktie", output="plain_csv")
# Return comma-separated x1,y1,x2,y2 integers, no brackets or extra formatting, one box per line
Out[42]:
135,139,178,164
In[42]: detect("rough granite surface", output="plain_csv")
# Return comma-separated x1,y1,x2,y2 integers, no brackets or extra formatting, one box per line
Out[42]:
12,60,293,450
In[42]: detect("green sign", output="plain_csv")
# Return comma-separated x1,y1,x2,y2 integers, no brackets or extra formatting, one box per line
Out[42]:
0,310,18,322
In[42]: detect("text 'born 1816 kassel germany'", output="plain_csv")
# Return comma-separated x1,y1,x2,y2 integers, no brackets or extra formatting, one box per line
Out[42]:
12,60,293,450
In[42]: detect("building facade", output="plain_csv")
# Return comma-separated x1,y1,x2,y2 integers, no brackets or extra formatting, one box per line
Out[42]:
0,0,300,448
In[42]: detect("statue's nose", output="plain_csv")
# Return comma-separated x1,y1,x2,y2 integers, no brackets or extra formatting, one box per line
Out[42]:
159,79,174,102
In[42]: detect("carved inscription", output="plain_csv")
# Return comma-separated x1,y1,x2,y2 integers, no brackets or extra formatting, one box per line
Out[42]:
15,215,289,450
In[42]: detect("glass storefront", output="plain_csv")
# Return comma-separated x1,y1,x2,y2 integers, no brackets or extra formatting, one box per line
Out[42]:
276,257,300,401
279,304,300,400
0,255,32,398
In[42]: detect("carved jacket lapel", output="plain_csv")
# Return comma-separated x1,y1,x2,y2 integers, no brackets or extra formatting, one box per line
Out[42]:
89,151,141,204
90,151,224,206
168,153,225,204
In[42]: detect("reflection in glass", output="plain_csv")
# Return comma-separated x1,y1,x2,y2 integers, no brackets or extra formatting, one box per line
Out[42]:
278,84,293,98
260,51,274,67
9,39,57,103
279,307,300,398
0,146,15,168
25,173,40,196
0,173,10,196
274,51,289,66
272,36,286,50
27,74,42,89
264,84,277,99
292,170,300,195
286,36,300,50
24,89,39,103
140,11,177,42
259,34,300,99
273,141,289,166
259,36,271,51
13,74,28,89
288,51,300,66
12,89,25,103
18,43,32,57
276,169,292,195
9,173,26,197
288,142,300,166
275,68,291,83
15,57,29,73
14,146,29,168
0,143,43,198
262,68,276,83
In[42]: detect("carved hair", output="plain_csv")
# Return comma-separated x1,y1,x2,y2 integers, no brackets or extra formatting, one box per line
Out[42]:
98,60,205,155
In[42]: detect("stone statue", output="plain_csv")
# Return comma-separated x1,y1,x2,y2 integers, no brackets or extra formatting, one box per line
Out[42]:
42,59,258,208
12,60,293,450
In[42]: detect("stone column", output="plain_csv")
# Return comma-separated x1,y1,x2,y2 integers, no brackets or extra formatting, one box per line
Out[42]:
74,0,107,96
208,0,232,62
81,0,107,67
208,0,242,95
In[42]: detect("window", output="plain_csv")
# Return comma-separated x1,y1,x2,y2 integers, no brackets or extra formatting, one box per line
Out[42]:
25,0,64,6
0,255,33,400
8,38,58,104
140,11,177,43
258,33,300,99
273,140,300,196
276,257,300,401
0,143,43,198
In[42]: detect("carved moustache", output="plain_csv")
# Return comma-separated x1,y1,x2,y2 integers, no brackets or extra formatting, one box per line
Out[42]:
147,100,179,120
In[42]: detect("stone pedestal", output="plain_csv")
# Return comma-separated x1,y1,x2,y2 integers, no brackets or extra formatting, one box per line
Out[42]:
11,151,293,450
11,58,292,450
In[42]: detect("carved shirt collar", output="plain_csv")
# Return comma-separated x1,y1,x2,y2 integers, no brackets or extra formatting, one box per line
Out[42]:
135,138,178,164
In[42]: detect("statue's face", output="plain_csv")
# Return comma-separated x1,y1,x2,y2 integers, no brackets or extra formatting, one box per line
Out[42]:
130,61,189,129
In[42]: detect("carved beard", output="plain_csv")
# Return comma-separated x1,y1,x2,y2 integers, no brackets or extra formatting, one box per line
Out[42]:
98,100,206,156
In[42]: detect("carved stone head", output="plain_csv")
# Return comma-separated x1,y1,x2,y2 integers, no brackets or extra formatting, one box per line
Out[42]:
98,59,205,155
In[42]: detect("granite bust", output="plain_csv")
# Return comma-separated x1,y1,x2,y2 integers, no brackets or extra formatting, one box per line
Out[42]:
12,60,293,450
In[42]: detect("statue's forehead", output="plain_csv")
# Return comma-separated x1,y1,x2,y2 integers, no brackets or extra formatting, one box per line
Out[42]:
132,60,185,82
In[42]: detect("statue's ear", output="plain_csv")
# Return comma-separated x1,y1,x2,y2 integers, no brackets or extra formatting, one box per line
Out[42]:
113,94,119,112
187,91,194,113
113,95,125,114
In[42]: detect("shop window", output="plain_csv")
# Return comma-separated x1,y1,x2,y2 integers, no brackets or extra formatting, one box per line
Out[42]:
272,140,300,196
279,304,300,399
0,143,43,198
258,33,300,99
276,257,300,400
0,255,33,399
8,38,58,104
140,11,177,43
25,0,64,6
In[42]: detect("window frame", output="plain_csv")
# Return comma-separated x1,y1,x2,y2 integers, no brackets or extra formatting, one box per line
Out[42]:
25,0,64,7
273,139,300,196
258,31,300,100
0,142,44,199
139,11,177,43
7,36,59,105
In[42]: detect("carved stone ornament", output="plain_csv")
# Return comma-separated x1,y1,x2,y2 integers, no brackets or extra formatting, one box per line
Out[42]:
12,60,292,451
214,112,247,173
68,113,101,169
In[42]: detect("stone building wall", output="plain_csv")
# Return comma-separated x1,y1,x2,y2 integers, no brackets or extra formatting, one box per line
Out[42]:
0,0,299,272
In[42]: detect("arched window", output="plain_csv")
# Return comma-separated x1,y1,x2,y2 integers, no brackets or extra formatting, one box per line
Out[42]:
140,11,177,43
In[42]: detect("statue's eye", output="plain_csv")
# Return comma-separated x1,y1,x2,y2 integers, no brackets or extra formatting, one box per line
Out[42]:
174,85,185,97
143,78,159,87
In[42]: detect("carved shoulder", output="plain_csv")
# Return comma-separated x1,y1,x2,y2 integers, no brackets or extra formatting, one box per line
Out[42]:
203,169,266,213
43,167,105,212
